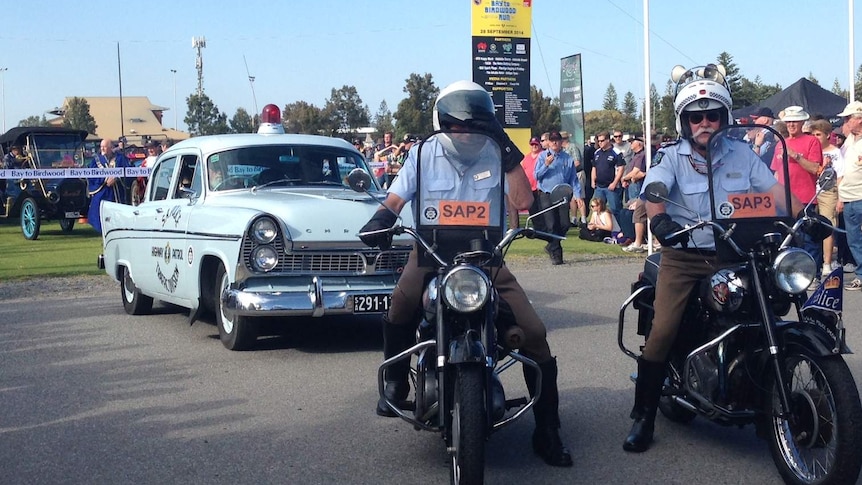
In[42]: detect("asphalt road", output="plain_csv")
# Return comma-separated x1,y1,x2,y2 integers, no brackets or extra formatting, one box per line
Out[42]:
2,259,861,485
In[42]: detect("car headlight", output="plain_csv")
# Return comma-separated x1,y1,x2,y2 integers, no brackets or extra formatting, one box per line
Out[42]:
773,248,816,294
252,217,278,244
442,266,490,313
251,245,279,271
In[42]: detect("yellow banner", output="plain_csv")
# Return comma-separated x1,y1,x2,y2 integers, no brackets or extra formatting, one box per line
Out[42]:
471,0,532,37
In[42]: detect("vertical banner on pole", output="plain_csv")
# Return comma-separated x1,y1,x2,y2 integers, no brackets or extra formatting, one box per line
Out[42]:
560,54,584,151
471,0,532,150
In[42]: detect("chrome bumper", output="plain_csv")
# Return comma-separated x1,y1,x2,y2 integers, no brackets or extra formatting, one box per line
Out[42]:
221,274,397,318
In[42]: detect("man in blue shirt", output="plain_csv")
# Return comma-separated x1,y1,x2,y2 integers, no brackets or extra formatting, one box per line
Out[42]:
591,132,626,220
360,80,573,467
535,130,583,264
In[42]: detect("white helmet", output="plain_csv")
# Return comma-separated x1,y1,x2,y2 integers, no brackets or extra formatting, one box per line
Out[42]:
671,64,733,139
432,80,498,160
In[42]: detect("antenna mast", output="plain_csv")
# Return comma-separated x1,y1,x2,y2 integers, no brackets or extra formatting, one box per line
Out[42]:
192,36,206,95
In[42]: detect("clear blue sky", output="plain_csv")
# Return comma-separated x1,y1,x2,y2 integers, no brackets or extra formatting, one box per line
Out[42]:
1,0,858,132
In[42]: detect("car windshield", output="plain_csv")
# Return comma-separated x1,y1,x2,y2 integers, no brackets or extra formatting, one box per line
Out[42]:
28,134,87,168
207,144,374,191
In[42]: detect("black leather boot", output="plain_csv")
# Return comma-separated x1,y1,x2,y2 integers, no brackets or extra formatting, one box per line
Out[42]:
623,357,666,452
376,316,413,417
523,357,573,467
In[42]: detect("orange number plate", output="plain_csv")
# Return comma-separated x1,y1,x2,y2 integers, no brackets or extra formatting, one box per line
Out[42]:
726,193,777,218
438,201,491,226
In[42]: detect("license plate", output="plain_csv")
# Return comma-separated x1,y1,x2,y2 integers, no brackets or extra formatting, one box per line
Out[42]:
65,211,81,218
353,294,391,313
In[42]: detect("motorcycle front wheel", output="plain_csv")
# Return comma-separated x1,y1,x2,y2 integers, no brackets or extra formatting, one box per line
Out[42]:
449,364,486,485
766,353,862,485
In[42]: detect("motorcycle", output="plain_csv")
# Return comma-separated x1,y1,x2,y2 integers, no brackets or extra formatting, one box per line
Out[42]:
349,131,571,484
618,124,862,484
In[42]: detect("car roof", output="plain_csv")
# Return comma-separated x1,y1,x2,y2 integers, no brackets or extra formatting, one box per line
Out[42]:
0,127,89,148
167,133,356,155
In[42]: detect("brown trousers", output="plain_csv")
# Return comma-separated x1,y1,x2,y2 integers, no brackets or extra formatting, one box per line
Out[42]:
388,249,552,362
642,248,718,362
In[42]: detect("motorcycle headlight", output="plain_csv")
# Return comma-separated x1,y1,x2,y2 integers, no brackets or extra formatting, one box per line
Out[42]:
441,266,490,313
251,217,278,244
773,248,816,294
251,245,279,271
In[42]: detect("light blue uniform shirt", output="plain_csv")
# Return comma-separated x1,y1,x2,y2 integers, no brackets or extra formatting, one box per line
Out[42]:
641,138,778,250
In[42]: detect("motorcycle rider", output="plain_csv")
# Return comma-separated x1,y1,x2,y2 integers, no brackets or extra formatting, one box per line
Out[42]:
623,65,799,453
359,80,573,467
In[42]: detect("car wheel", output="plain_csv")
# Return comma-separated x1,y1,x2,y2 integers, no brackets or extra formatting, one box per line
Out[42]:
59,218,75,233
214,263,257,351
121,266,153,315
20,197,41,240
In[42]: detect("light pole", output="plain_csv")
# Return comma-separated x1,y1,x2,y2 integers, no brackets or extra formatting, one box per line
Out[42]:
0,68,7,133
170,69,177,131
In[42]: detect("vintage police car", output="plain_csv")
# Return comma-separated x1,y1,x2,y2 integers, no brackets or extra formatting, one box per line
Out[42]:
98,105,411,350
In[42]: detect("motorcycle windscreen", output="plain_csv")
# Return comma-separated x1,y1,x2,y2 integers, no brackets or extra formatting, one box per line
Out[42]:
414,132,505,266
705,125,794,262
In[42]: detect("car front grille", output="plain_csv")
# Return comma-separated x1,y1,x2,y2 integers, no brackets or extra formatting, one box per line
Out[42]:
242,237,409,275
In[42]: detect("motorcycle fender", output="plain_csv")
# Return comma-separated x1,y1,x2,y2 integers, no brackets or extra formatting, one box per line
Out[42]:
448,333,486,364
778,321,851,357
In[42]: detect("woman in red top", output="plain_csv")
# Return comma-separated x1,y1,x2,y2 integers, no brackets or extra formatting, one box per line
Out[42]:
507,137,543,228
771,106,823,203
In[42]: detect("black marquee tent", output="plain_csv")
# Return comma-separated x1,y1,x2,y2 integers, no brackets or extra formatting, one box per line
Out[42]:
732,77,850,121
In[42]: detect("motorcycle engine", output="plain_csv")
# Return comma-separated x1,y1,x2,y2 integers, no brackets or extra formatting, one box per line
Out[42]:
702,268,746,313
687,349,720,403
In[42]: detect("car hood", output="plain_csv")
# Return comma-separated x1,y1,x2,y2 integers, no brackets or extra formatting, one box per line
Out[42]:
202,187,412,244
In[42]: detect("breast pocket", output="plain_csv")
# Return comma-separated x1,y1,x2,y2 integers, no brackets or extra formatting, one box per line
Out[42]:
719,176,751,194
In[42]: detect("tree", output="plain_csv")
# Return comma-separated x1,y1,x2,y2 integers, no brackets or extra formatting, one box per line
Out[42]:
393,73,438,138
185,93,229,136
602,84,618,111
807,72,819,86
229,107,255,134
320,85,370,136
374,100,394,135
283,101,323,134
18,115,51,127
530,85,560,136
832,78,848,99
62,97,97,134
716,52,742,103
855,64,862,101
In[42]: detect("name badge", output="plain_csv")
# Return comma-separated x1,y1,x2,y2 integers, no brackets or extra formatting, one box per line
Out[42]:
726,172,743,179
473,170,491,181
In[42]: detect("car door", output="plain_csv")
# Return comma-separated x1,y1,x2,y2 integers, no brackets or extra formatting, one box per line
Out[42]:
133,155,181,299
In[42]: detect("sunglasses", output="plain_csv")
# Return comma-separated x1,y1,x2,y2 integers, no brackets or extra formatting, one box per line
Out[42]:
613,135,622,138
686,111,721,124
596,138,607,142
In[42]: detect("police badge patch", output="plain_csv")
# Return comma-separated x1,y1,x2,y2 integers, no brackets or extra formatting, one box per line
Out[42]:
650,151,664,168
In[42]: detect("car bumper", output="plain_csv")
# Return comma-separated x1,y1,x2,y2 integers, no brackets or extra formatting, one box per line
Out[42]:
221,274,399,318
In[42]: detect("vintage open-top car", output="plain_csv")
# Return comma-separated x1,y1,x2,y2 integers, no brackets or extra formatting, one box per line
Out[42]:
97,105,412,350
0,127,91,239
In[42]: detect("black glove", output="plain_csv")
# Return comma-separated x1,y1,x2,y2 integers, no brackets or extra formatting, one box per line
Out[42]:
650,213,688,247
467,118,523,173
359,209,397,249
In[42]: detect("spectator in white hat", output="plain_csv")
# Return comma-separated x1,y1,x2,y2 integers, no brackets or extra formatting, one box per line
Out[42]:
836,101,862,289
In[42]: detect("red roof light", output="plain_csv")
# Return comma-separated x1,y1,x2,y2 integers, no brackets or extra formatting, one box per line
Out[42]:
261,104,281,124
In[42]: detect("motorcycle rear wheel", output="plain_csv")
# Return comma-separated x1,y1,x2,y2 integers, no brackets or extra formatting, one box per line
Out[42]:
449,364,486,485
767,353,862,485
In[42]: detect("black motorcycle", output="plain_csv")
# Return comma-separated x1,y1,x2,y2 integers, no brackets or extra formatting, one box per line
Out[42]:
349,131,571,484
618,125,862,484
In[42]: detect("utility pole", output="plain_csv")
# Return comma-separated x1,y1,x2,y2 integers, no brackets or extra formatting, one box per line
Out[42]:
0,68,7,133
170,69,177,130
243,55,258,126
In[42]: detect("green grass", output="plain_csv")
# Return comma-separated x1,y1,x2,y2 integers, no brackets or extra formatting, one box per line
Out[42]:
0,216,639,281
0,218,105,281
